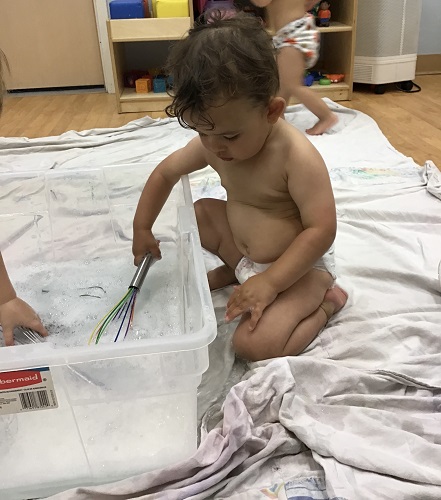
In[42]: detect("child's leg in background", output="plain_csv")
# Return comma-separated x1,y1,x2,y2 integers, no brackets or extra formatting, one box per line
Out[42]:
277,46,337,135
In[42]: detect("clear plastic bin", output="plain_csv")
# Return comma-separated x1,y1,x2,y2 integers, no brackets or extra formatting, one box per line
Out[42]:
0,164,216,499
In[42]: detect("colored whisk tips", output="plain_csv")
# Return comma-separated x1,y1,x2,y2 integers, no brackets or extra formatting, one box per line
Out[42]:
88,287,138,345
88,253,155,345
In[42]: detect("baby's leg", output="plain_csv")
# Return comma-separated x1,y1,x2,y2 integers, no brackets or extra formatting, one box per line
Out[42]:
232,269,347,361
194,198,242,290
277,47,337,135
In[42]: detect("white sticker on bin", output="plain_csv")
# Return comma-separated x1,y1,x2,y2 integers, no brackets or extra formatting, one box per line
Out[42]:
0,367,58,416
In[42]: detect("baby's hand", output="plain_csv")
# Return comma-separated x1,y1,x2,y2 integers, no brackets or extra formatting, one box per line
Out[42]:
0,297,48,347
132,228,161,265
225,274,278,330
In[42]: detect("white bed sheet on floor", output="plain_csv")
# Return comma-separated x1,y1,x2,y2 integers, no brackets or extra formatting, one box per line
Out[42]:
1,99,441,499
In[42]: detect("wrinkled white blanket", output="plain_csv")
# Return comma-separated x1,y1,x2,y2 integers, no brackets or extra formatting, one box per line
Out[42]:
49,356,441,499
1,100,441,499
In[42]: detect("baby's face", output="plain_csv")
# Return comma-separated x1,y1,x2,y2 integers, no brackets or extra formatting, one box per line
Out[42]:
185,98,274,162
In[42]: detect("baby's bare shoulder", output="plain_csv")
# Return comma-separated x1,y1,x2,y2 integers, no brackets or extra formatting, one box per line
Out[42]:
274,121,324,172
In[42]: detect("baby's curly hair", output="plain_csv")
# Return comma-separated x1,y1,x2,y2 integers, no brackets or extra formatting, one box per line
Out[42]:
165,12,279,129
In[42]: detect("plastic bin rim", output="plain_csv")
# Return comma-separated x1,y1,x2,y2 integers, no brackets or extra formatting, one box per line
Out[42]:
0,314,217,371
0,169,217,371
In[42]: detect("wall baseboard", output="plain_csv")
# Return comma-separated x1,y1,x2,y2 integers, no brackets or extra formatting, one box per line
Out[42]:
416,54,441,75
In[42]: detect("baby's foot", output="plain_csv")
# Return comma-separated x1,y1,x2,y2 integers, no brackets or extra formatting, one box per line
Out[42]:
319,285,348,320
208,264,238,291
306,113,338,135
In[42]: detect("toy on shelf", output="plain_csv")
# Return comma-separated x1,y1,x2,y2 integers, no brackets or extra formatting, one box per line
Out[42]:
306,1,320,17
125,70,146,88
325,73,344,83
149,67,162,78
318,0,331,27
153,0,189,18
304,72,315,87
311,70,324,81
194,0,207,17
153,75,167,93
304,71,325,86
304,70,344,86
109,0,148,19
135,77,152,93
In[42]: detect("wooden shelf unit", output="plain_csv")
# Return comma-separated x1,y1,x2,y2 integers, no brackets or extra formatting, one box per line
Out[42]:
108,12,194,113
109,17,192,42
317,21,353,33
289,0,358,104
108,0,357,113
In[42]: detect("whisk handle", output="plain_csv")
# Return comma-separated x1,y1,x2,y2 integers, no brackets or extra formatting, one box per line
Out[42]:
129,253,155,290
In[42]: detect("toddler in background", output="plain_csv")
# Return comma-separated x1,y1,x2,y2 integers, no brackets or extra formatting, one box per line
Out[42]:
252,0,337,134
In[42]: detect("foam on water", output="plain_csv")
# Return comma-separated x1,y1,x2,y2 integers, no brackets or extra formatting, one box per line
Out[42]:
0,238,199,495
7,241,182,348
0,168,216,497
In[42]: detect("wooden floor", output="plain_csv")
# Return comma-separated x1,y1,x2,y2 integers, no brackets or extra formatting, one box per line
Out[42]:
1,75,440,167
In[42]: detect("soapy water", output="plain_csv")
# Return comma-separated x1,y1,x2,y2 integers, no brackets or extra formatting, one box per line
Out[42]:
0,390,198,494
6,241,183,348
0,171,245,497
0,241,201,494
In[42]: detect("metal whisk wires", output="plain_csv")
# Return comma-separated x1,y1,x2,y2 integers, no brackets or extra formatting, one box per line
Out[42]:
88,254,155,345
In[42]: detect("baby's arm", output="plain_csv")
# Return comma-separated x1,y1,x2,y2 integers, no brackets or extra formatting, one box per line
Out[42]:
264,143,336,293
132,137,208,264
226,140,335,328
0,253,48,346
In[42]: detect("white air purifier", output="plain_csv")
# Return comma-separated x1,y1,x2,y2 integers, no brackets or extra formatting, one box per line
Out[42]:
354,0,422,93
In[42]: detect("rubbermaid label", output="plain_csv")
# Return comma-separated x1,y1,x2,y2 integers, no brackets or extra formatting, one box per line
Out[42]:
0,367,58,415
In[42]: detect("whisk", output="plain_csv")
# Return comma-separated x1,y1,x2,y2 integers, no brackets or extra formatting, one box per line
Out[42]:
12,327,45,347
88,253,155,345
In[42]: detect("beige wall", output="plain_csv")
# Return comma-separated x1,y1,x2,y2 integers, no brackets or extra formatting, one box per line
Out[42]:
0,0,104,90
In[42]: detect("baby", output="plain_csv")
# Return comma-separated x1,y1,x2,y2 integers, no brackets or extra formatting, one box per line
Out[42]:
132,13,347,361
253,0,338,134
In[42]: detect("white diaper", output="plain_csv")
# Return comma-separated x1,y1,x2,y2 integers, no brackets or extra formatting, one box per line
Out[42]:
235,258,271,285
272,13,320,69
315,245,336,280
235,245,336,285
